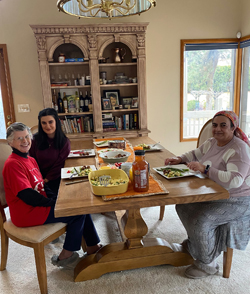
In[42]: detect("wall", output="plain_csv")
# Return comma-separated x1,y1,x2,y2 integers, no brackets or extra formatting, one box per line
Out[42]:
0,0,241,155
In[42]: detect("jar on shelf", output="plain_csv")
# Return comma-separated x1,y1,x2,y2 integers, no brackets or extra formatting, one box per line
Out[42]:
58,53,65,63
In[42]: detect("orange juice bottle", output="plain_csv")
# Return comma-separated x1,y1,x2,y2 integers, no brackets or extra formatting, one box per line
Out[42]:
132,150,149,192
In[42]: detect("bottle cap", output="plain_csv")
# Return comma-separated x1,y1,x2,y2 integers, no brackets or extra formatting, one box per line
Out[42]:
134,150,145,156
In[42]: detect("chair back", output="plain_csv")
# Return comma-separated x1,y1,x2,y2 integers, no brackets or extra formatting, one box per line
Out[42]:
0,140,12,207
197,119,213,148
30,125,38,135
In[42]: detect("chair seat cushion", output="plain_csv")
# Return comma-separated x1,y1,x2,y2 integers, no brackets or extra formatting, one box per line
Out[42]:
4,219,67,243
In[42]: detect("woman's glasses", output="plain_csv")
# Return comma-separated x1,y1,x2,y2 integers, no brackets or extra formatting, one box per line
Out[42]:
14,134,31,142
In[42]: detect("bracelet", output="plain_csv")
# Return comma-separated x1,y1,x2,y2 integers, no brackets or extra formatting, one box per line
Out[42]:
204,165,210,175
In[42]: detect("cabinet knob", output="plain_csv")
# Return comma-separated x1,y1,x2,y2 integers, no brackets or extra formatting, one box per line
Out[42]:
7,121,13,126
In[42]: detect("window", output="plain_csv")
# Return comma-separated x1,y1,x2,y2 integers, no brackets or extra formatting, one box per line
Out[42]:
239,39,250,137
180,40,238,141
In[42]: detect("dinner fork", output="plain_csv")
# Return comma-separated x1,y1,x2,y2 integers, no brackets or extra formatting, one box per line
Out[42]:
69,172,78,179
99,175,111,186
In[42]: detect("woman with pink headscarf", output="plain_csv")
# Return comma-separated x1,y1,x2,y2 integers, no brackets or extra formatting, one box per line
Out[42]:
165,111,250,279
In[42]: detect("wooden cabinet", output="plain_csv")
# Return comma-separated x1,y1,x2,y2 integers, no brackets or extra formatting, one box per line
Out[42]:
30,23,150,139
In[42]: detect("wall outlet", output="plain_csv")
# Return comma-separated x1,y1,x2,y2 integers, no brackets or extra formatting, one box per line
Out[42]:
18,104,30,112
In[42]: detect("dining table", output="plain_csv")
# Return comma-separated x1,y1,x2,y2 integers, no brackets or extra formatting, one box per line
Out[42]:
55,136,229,282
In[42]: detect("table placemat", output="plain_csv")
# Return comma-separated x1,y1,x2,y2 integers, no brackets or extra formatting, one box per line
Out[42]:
102,174,169,201
94,137,135,165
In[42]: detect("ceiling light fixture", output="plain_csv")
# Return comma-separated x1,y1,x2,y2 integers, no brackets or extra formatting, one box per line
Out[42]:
57,0,156,20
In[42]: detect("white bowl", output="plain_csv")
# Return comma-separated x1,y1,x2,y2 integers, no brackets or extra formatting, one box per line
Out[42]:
99,150,131,163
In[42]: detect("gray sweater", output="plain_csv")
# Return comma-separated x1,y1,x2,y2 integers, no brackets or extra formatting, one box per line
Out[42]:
180,136,250,197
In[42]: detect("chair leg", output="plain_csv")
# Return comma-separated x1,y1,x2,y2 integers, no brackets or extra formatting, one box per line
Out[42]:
0,228,9,271
33,243,48,294
159,206,165,220
223,247,233,278
81,237,87,252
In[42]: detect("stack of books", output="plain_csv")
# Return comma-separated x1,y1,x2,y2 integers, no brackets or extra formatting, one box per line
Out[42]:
59,115,93,134
102,113,116,132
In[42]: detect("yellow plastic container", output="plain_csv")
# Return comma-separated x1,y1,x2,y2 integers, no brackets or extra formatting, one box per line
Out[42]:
88,169,129,196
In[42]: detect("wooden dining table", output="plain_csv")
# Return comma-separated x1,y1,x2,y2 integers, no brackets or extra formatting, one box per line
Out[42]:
55,136,229,282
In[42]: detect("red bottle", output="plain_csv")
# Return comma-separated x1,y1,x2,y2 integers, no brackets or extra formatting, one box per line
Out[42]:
132,150,149,192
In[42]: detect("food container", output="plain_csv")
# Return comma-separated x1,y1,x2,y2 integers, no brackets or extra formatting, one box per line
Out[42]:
99,150,131,164
88,169,129,196
108,140,126,149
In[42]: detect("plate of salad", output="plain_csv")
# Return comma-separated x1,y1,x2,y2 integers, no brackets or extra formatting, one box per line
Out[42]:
61,165,96,179
153,164,198,180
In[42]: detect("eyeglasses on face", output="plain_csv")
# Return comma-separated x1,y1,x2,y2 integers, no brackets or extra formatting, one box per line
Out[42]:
14,134,31,141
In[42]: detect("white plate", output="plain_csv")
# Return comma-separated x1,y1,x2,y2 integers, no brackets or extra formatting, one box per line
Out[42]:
93,140,110,147
68,149,95,158
153,164,198,180
98,148,124,154
135,144,162,152
61,165,96,179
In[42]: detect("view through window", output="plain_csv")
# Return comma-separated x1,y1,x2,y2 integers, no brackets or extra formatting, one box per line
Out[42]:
181,42,237,140
240,43,250,137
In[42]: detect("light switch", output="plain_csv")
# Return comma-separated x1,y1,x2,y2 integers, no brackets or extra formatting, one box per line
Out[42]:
18,104,30,112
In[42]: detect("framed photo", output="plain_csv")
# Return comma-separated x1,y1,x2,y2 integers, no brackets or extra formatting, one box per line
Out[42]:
102,98,112,110
131,97,138,108
103,90,120,108
122,97,132,109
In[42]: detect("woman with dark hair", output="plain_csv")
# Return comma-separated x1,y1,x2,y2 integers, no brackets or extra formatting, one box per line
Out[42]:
29,108,70,194
3,122,101,268
165,111,250,279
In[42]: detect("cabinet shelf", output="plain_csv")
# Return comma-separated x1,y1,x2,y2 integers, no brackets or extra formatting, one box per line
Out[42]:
100,83,137,88
51,85,91,89
58,111,93,117
49,62,89,66
102,108,138,113
99,62,137,67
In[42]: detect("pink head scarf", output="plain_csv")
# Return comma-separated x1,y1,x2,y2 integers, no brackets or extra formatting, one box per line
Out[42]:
213,110,250,147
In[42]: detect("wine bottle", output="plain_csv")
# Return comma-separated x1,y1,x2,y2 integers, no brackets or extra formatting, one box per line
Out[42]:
75,91,80,112
52,89,58,112
84,91,89,112
63,92,68,113
57,92,63,113
79,91,84,112
88,91,92,111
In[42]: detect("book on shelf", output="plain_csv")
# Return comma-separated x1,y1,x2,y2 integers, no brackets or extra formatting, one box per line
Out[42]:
103,127,117,132
59,115,94,134
102,113,113,119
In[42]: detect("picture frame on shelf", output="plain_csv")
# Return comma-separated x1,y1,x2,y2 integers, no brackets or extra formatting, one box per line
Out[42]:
122,97,132,109
103,90,120,109
102,98,112,110
131,97,139,108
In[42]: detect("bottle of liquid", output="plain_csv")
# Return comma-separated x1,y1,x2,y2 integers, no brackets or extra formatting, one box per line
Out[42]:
68,95,76,113
63,92,68,113
57,92,63,113
79,91,84,112
132,150,149,192
52,89,58,111
84,91,89,112
75,91,80,112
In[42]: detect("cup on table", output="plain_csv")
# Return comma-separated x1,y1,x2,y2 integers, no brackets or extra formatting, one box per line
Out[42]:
120,162,132,178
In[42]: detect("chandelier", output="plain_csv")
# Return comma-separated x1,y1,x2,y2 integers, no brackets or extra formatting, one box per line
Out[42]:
57,0,156,19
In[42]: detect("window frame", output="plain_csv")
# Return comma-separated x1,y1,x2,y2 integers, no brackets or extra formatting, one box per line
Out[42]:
180,38,241,142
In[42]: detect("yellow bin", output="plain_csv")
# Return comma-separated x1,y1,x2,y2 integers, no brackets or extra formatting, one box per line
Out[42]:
88,169,129,196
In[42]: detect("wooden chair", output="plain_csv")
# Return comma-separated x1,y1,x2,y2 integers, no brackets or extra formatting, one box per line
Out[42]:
0,140,67,294
197,119,213,147
30,125,38,134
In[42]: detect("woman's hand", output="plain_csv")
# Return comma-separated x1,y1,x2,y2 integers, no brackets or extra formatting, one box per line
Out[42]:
44,178,49,183
186,162,205,173
164,157,182,166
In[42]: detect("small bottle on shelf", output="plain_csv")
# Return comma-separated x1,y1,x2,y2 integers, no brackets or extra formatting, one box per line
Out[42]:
57,92,63,113
132,150,149,192
84,91,89,112
68,95,76,113
52,89,58,112
75,91,80,112
63,92,68,113
79,91,84,112
88,91,93,111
